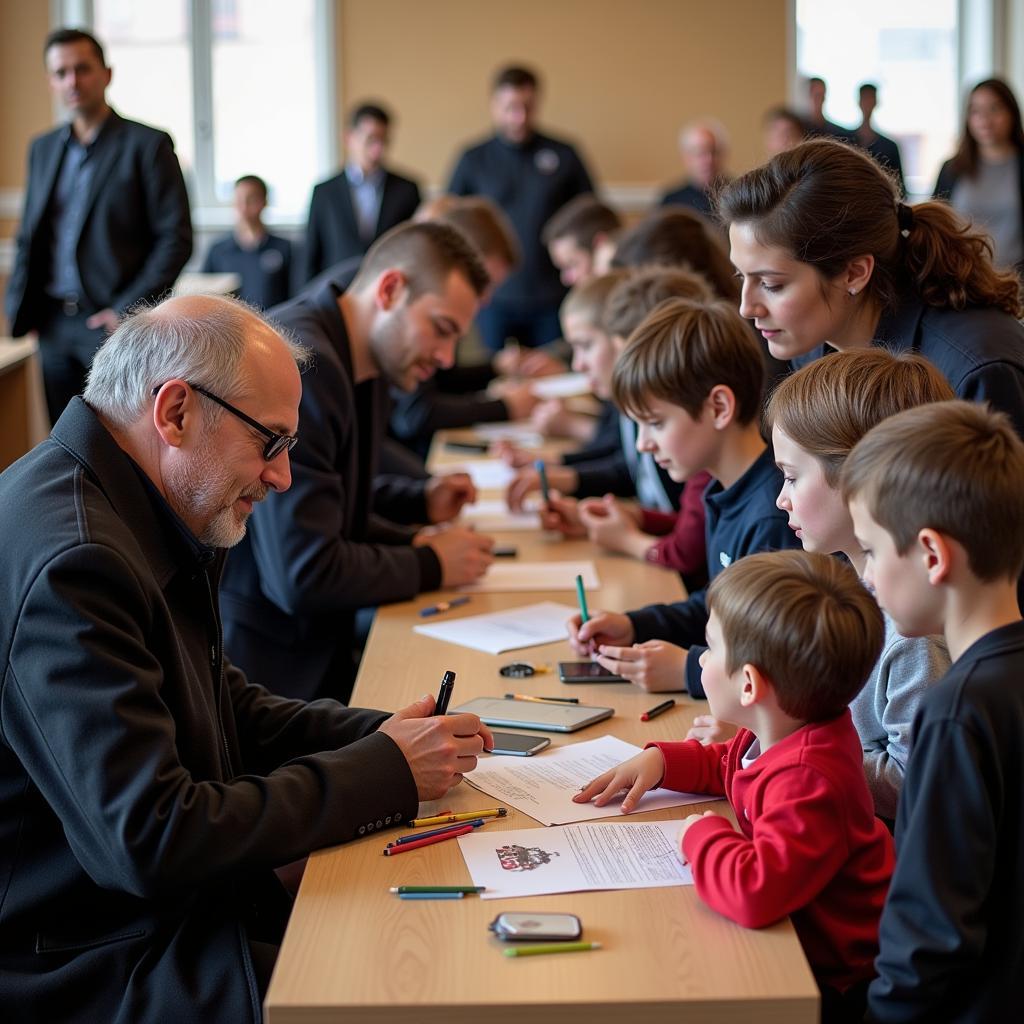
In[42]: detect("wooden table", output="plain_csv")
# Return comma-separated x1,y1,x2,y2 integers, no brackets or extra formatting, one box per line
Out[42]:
0,337,49,471
265,434,819,1023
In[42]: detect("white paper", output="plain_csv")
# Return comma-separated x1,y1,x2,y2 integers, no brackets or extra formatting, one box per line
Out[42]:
443,458,515,490
413,601,578,654
465,735,716,825
529,372,592,400
458,561,600,593
472,423,545,447
459,820,693,899
460,498,541,532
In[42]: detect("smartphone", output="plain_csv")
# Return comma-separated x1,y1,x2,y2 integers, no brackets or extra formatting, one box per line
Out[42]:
489,912,582,941
485,731,551,756
493,545,518,558
558,661,628,684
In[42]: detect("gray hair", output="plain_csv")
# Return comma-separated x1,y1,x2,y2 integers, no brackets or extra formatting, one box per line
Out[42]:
83,295,310,428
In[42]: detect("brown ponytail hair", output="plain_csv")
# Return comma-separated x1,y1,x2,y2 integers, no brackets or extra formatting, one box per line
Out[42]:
717,138,1022,318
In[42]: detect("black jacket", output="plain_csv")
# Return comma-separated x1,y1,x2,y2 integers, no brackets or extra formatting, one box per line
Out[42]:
5,111,192,335
0,399,417,1023
302,168,421,282
221,282,442,702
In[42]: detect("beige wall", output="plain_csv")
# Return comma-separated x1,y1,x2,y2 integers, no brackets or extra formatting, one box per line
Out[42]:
338,0,789,188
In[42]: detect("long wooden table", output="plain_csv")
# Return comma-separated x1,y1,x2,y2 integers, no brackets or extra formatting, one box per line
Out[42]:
265,436,819,1022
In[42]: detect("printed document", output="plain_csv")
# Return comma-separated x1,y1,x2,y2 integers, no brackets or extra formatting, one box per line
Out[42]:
413,601,577,654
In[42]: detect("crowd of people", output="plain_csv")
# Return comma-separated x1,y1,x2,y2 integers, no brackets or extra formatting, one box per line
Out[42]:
2,24,1024,1024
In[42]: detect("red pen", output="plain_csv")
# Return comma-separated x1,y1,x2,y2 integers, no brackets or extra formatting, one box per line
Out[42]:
382,824,474,856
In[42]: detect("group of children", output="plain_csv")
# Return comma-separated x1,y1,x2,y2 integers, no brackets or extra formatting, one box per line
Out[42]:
493,139,1024,1021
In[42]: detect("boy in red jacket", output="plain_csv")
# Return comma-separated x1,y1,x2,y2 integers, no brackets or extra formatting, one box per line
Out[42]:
575,548,894,1020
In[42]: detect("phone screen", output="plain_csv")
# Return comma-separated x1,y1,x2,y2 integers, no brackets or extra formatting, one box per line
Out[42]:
557,661,627,683
486,731,551,756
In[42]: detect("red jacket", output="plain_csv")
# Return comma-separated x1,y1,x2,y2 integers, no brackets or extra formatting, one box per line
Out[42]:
652,711,894,990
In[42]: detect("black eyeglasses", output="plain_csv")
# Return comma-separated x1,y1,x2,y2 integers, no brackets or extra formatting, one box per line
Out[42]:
151,382,298,461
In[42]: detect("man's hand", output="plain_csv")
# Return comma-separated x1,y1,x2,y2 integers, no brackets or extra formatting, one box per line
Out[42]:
596,639,687,692
425,473,476,524
572,747,666,813
566,609,635,656
424,526,494,586
379,694,494,800
492,441,537,468
506,464,577,511
86,308,120,334
501,382,540,422
538,490,587,538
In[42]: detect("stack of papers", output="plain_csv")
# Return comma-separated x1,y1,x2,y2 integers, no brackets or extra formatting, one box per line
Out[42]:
444,459,515,490
413,600,576,654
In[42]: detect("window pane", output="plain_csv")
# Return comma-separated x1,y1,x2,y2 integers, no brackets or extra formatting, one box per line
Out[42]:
211,0,317,216
797,0,959,196
93,0,195,187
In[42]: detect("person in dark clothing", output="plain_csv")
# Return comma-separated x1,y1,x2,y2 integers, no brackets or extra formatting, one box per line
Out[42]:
542,192,622,288
201,175,292,309
804,76,856,141
841,401,1024,1023
0,294,491,1024
855,83,906,197
658,119,731,218
447,65,595,350
6,28,192,424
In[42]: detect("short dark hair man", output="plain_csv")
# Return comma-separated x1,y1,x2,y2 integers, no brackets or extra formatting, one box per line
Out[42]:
804,75,856,141
220,222,497,702
302,100,421,282
855,83,907,197
447,64,595,351
5,27,193,424
0,294,491,1022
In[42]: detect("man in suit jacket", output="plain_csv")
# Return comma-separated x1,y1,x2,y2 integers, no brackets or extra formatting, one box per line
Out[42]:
5,28,192,424
303,102,421,282
855,82,907,198
0,294,491,1023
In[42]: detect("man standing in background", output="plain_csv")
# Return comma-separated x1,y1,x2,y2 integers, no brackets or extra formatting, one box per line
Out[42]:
659,120,732,218
448,65,595,351
5,27,192,424
855,82,906,197
303,102,421,282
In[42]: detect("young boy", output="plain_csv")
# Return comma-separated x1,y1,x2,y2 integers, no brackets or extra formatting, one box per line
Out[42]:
568,297,799,693
541,193,622,288
201,175,292,309
576,549,894,1013
842,401,1024,1022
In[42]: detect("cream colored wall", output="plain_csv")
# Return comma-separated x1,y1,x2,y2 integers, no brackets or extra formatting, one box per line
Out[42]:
338,0,789,189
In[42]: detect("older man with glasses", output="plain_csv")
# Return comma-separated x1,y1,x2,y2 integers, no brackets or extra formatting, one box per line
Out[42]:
0,294,491,1024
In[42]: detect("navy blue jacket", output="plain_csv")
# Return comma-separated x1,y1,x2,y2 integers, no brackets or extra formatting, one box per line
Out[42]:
868,620,1024,1023
201,232,292,310
626,446,799,697
448,131,593,308
658,180,715,217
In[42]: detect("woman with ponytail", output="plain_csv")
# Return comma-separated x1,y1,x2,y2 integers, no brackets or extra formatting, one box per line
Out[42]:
718,138,1024,436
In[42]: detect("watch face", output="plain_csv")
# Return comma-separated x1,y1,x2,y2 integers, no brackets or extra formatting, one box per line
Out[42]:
499,662,535,679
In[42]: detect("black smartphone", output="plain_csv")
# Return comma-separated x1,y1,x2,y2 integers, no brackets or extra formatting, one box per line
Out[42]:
557,661,628,684
485,731,551,756
493,545,518,558
444,440,489,454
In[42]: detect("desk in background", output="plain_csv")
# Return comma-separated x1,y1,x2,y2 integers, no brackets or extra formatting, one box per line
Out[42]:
265,431,819,1023
0,338,49,471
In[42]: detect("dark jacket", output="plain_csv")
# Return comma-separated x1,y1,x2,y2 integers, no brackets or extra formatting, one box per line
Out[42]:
626,446,799,697
658,181,715,217
868,621,1024,1023
302,168,421,282
0,399,417,1023
6,111,192,335
221,281,442,702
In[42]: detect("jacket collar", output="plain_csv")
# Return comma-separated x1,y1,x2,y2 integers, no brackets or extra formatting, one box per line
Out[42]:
704,444,775,515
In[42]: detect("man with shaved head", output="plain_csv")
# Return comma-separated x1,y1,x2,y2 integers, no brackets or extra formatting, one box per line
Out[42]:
658,119,732,217
0,295,491,1023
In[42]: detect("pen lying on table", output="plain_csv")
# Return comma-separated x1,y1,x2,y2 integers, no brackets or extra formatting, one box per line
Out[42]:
407,807,507,828
382,824,474,856
387,819,486,846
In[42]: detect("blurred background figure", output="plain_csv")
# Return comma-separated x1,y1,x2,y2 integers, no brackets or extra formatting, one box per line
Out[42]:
658,119,731,218
763,106,807,157
855,83,906,197
542,193,622,288
804,76,855,140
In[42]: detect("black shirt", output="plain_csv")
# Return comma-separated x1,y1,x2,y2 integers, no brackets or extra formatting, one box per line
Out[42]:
201,232,292,310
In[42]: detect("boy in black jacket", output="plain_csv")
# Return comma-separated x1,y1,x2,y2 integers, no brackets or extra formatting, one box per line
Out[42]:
568,297,798,694
843,400,1024,1023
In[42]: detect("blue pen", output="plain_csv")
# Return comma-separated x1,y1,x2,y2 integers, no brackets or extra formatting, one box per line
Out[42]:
388,819,486,847
535,459,550,504
420,596,471,618
398,891,465,900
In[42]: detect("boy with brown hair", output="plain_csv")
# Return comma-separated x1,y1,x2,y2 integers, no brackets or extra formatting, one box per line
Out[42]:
841,401,1024,1022
567,297,799,693
576,549,895,1016
541,193,622,287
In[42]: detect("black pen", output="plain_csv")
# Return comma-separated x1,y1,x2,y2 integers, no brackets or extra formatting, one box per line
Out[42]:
445,440,489,454
434,670,456,716
640,698,676,721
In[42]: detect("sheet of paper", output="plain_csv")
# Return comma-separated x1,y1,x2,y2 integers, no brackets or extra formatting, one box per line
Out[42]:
464,734,716,825
472,423,545,447
459,820,693,899
413,601,577,654
458,560,600,593
530,372,592,400
443,458,515,490
460,498,541,532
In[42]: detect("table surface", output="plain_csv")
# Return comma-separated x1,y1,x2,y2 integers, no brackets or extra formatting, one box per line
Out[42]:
264,431,819,1023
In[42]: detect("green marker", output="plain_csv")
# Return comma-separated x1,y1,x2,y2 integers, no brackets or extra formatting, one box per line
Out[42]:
575,573,590,624
504,941,602,957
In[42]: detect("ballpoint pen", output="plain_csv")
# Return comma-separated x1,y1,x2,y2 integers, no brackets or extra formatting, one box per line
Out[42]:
387,819,486,846
503,942,602,957
420,596,471,618
390,886,486,894
382,824,473,856
407,807,507,828
434,670,456,716
504,693,580,704
535,459,550,504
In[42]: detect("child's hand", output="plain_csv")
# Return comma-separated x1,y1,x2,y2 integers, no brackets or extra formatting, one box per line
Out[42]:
539,490,587,537
573,747,666,812
492,441,535,468
567,610,635,657
685,715,738,746
506,464,576,511
578,494,644,551
596,639,687,692
678,809,732,858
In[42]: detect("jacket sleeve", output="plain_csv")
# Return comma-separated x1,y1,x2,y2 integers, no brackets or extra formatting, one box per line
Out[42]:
933,159,955,200
389,379,507,441
682,764,855,929
303,185,326,282
957,361,1024,440
643,471,710,574
448,152,474,196
4,139,41,332
650,738,729,796
110,131,192,313
3,544,419,898
627,586,709,648
572,449,636,498
867,716,998,1022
